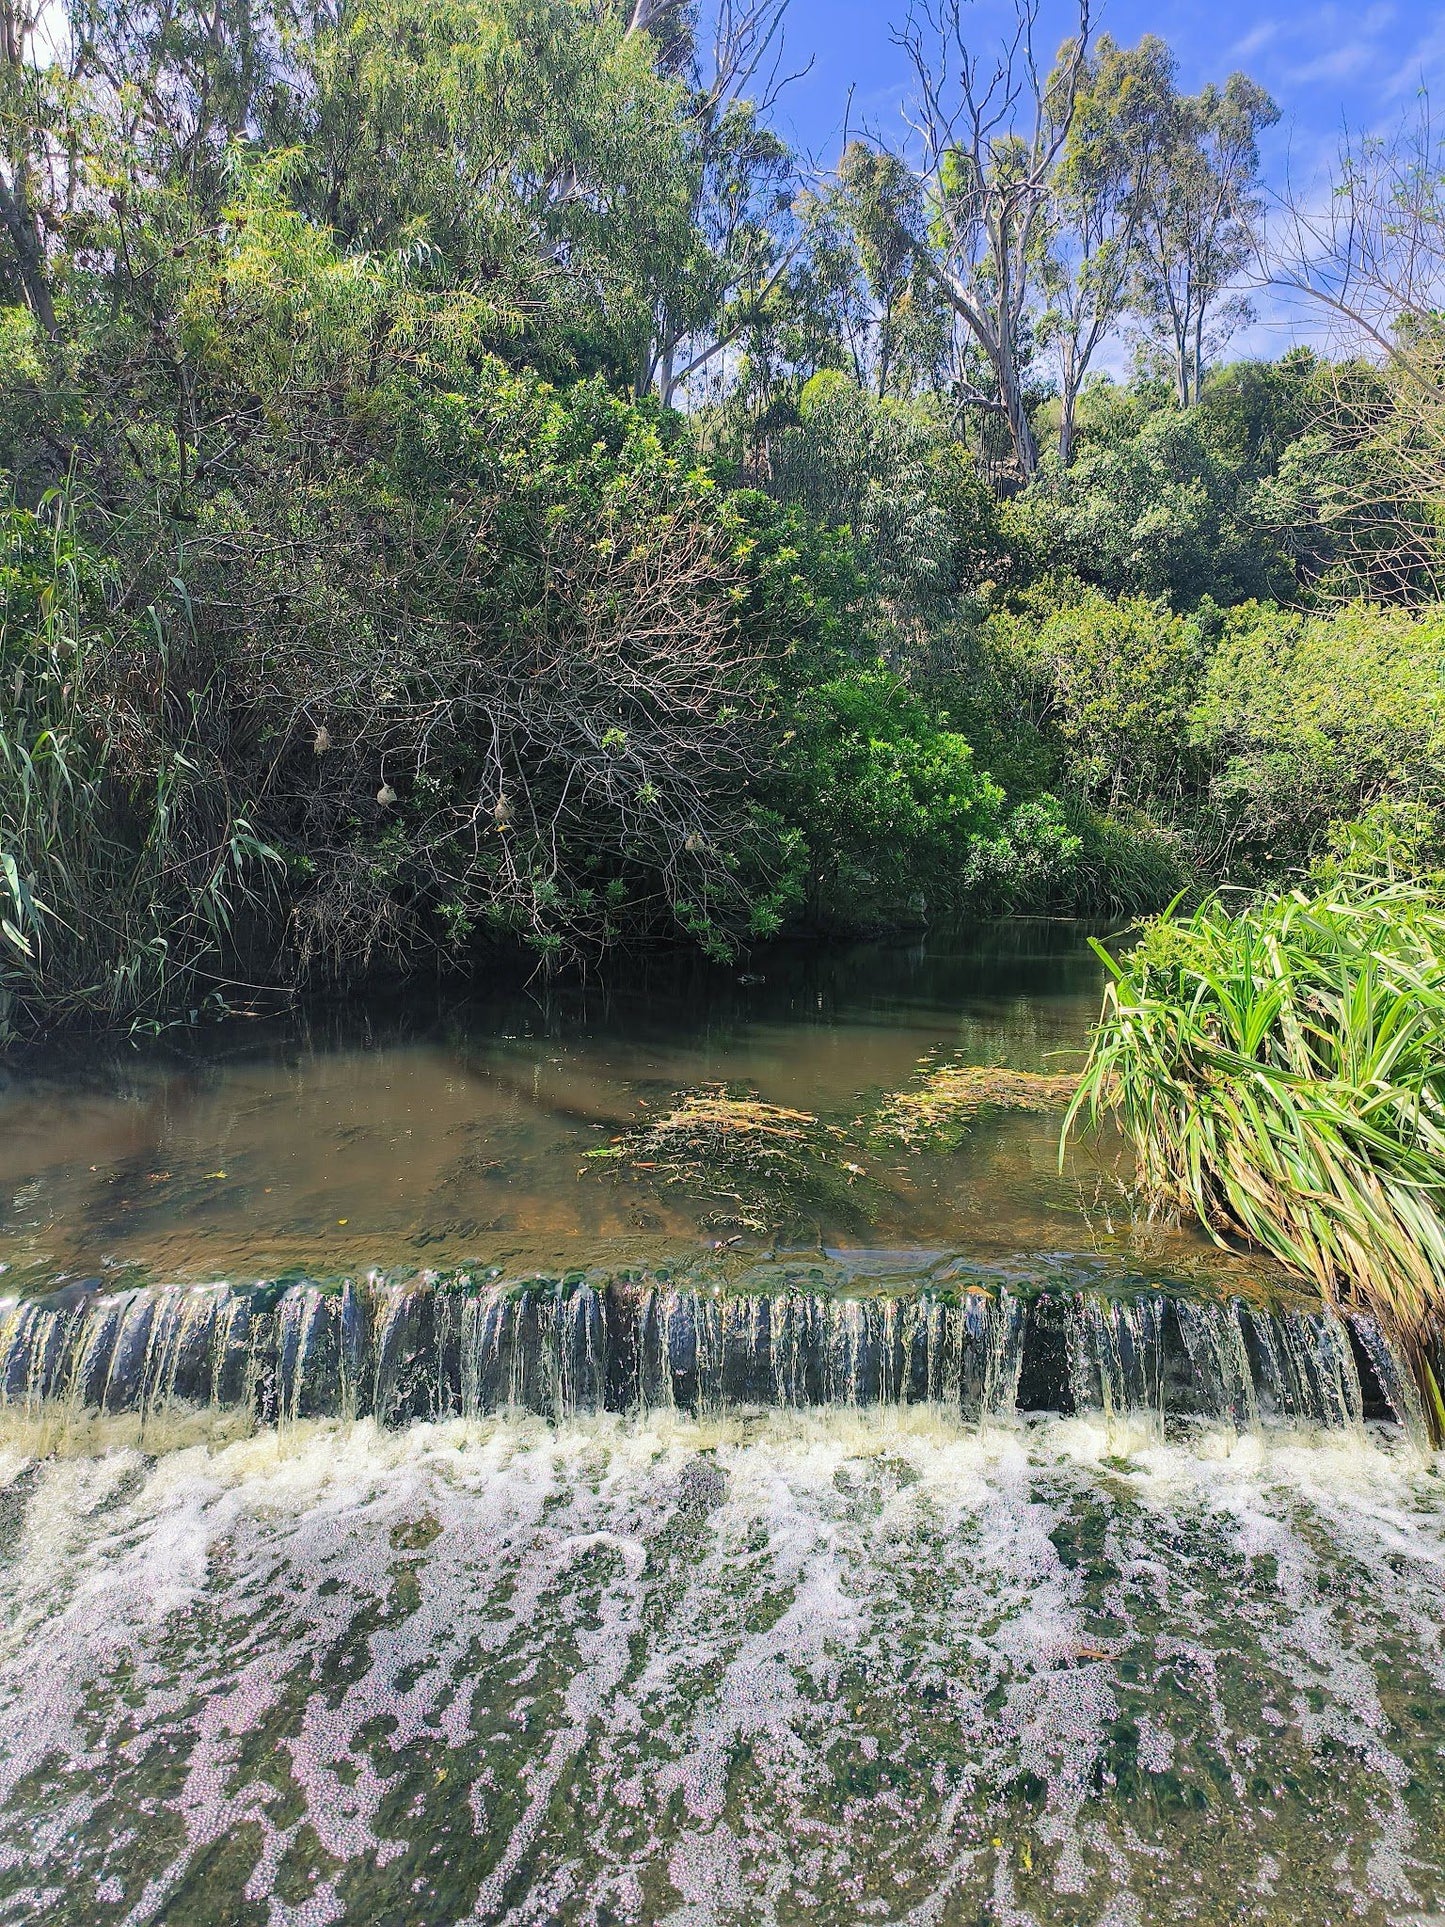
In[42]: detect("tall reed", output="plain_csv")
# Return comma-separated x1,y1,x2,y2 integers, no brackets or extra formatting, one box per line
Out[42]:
1064,883,1445,1439
0,493,280,1044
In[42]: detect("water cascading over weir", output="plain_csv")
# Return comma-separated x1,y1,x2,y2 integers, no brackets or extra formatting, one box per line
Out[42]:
0,1267,1430,1440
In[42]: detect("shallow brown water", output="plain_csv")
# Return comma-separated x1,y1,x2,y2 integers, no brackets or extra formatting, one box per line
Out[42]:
0,925,1269,1295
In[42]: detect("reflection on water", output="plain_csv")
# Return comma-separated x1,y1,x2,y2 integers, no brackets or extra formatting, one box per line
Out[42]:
0,1410,1441,1926
0,926,1267,1293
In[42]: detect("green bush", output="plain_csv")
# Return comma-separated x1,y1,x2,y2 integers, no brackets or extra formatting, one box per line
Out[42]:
1000,407,1289,607
764,374,998,604
960,796,1082,913
1061,808,1194,918
1192,601,1445,876
183,357,840,973
777,666,1004,927
1310,801,1445,892
981,588,1211,812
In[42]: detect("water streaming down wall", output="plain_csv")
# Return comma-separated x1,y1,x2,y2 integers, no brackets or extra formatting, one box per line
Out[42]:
0,1274,1426,1437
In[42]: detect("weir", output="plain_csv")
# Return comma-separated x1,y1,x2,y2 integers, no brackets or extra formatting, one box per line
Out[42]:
0,1272,1427,1438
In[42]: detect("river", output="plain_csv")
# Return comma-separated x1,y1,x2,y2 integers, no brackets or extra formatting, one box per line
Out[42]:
0,927,1441,1925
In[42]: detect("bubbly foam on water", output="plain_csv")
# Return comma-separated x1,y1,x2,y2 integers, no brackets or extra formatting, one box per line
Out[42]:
0,1410,1442,1926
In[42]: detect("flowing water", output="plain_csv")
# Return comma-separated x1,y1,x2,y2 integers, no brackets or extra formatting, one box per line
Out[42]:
0,1412,1442,1926
1,928,1442,1926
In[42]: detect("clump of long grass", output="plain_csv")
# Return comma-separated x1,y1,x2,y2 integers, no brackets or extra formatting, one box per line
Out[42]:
0,492,280,1045
1064,882,1445,1439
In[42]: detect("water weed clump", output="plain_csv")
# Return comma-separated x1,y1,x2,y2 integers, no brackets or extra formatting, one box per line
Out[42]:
1065,882,1445,1436
875,1060,1079,1152
586,1085,883,1235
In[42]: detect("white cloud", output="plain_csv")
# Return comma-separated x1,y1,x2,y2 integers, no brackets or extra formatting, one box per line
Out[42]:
1287,42,1379,86
1232,21,1281,60
1385,21,1445,98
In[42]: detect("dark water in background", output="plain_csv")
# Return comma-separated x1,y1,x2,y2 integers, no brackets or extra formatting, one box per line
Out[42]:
0,923,1269,1296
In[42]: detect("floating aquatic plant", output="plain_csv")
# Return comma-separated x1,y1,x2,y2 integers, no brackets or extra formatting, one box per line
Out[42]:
585,1085,880,1235
875,1060,1079,1152
1065,881,1445,1437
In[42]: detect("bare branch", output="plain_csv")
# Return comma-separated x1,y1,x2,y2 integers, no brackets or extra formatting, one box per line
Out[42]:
892,0,1093,475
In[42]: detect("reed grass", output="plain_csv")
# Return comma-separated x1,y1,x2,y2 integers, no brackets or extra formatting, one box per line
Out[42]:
1064,882,1445,1438
0,493,280,1044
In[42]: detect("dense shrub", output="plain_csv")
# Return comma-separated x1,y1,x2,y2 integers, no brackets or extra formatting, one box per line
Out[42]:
979,589,1212,811
776,666,1004,927
999,407,1290,607
1059,808,1194,918
1192,601,1445,876
762,375,998,604
185,361,828,973
1,346,1027,1033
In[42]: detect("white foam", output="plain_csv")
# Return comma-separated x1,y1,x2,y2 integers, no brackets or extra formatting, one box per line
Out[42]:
0,1412,1441,1925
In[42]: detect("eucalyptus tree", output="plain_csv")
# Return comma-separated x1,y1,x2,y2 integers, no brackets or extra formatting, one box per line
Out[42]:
1039,33,1173,464
894,0,1092,479
793,142,950,402
64,0,286,200
622,0,803,406
1,0,80,334
1132,66,1277,408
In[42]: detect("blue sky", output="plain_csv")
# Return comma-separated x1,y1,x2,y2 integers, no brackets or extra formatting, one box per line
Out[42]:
769,0,1443,355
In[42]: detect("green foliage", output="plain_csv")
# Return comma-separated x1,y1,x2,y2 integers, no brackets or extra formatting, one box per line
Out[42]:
1195,350,1330,474
1061,807,1194,918
1310,802,1445,893
1193,601,1445,876
959,796,1083,913
0,496,281,1041
968,585,1445,897
982,588,1210,809
1128,67,1279,408
189,357,822,972
1067,883,1445,1433
790,144,949,403
1001,405,1289,605
3,0,1444,1027
764,374,997,602
777,667,1004,927
295,0,701,386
